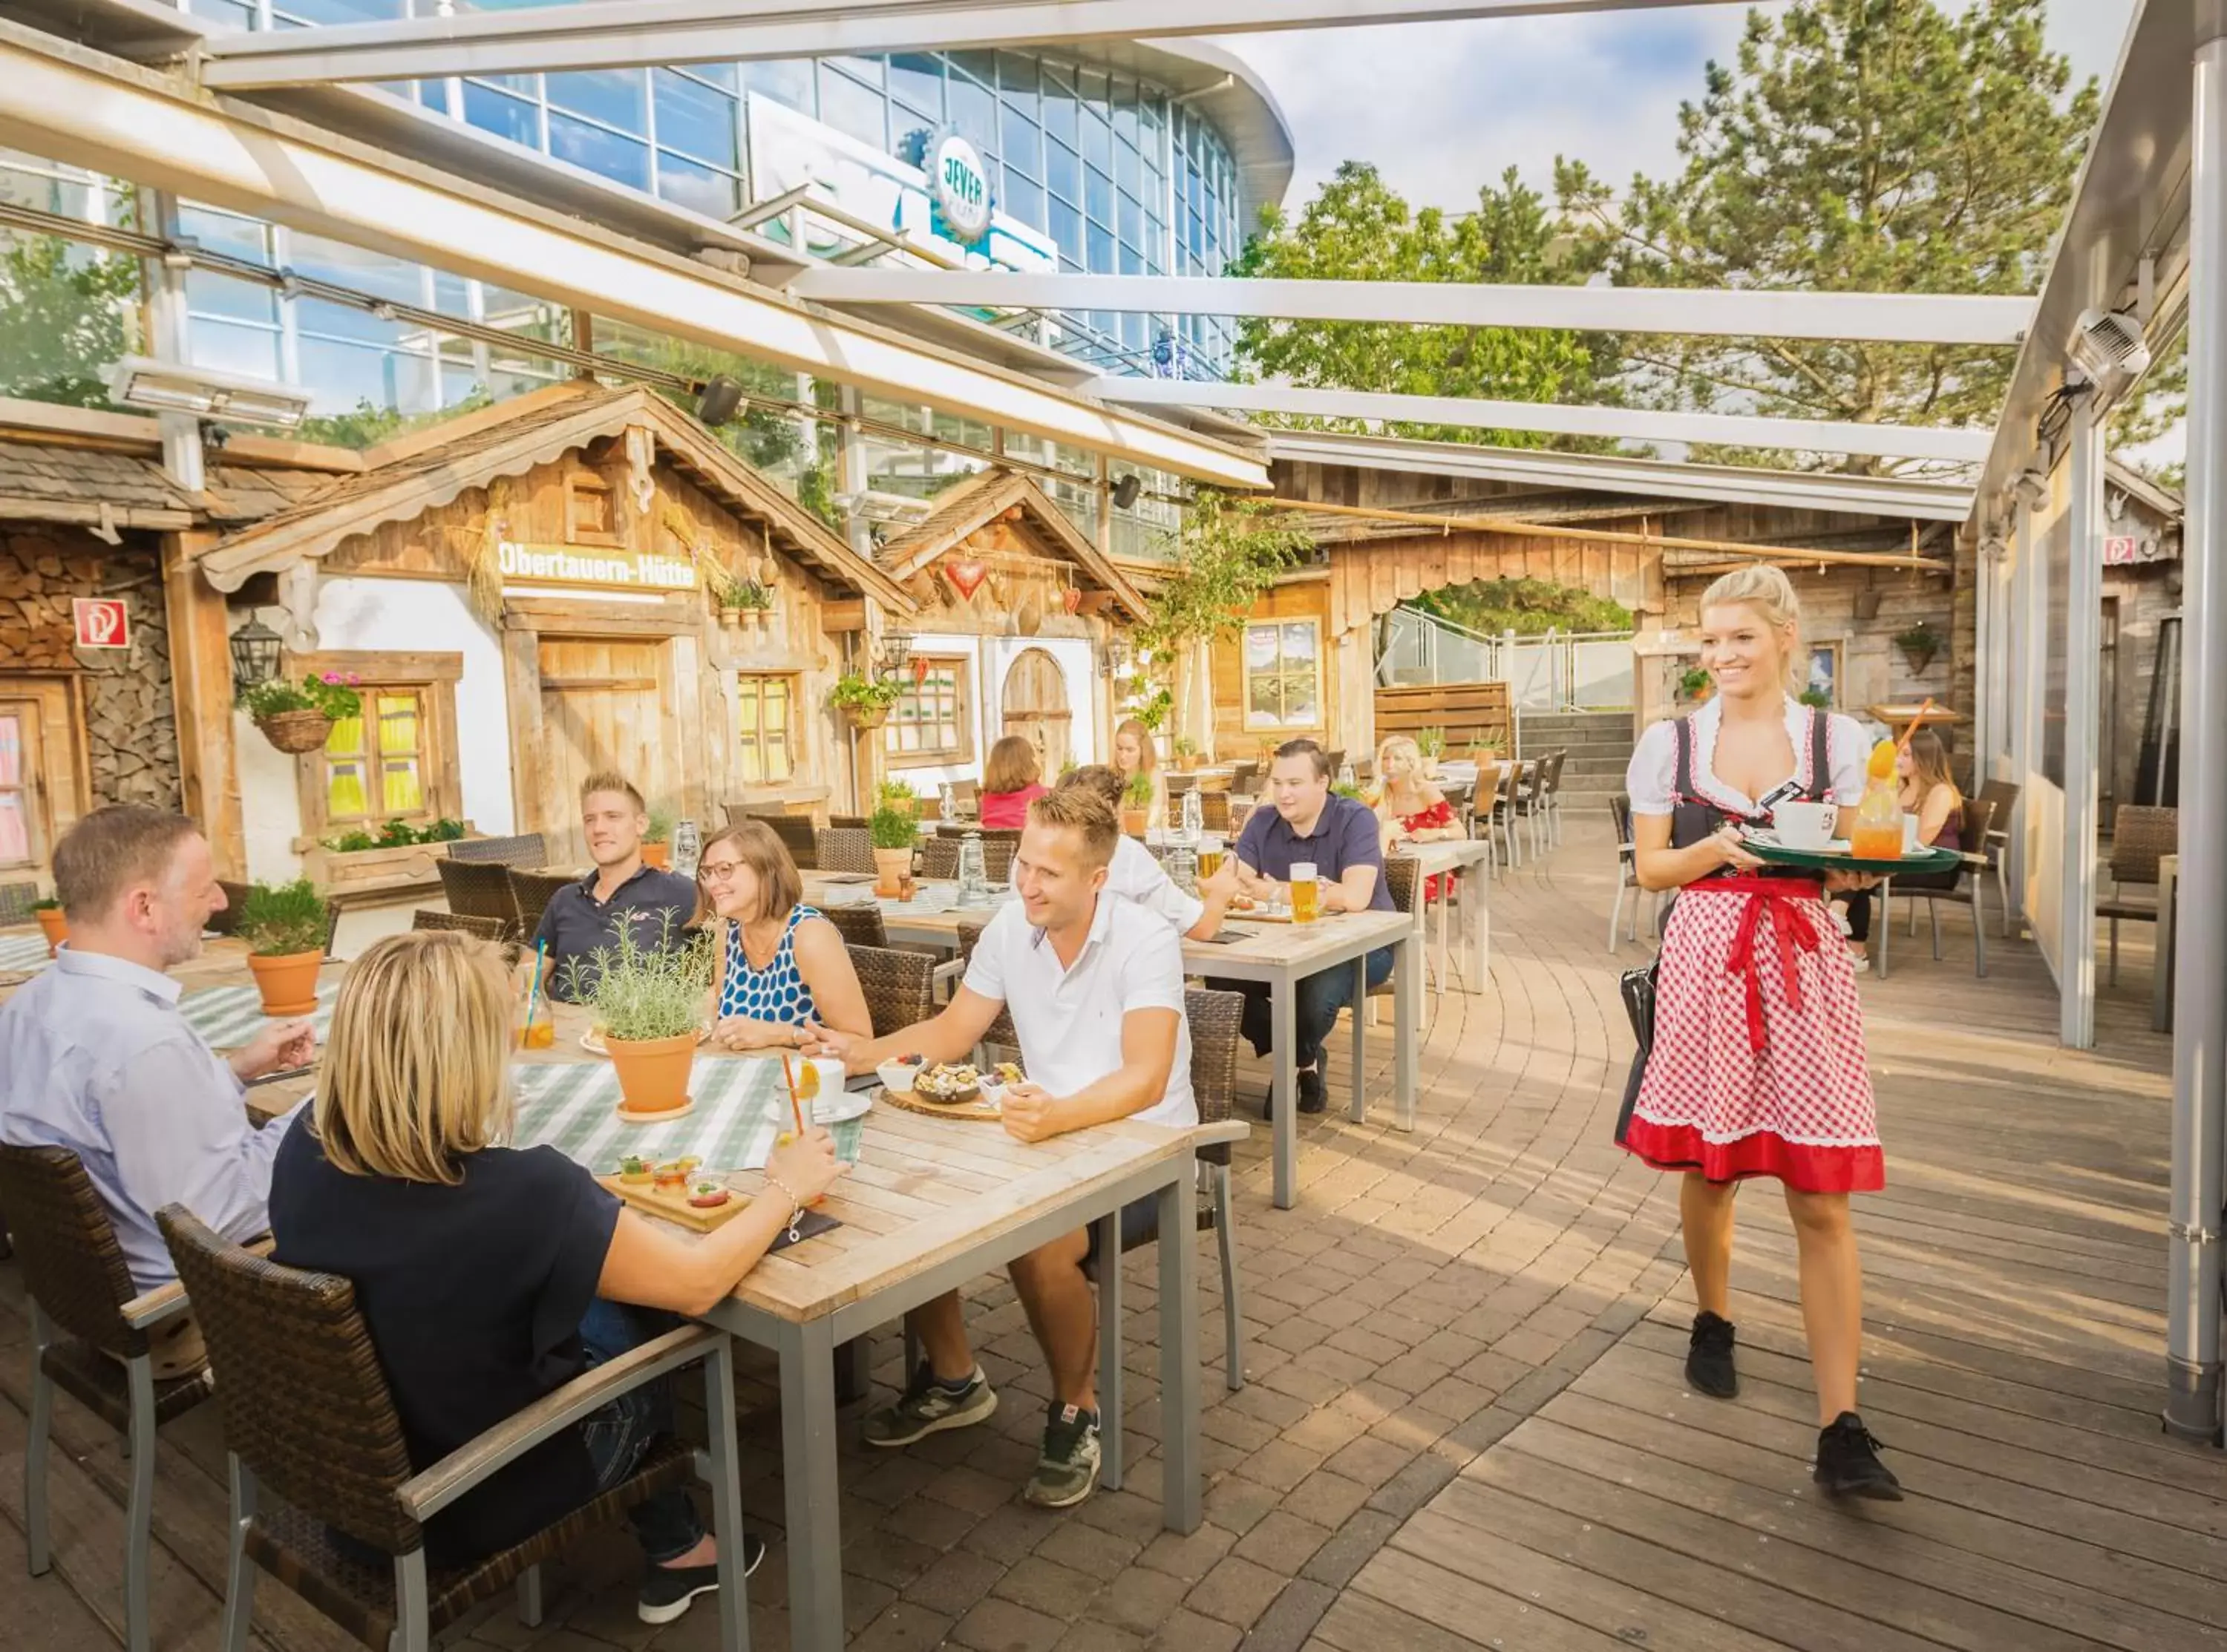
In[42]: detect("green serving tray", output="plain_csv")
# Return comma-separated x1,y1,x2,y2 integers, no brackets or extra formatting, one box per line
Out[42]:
1739,832,1963,876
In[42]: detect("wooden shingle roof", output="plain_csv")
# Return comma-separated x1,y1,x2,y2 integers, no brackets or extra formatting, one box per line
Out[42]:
875,467,1149,623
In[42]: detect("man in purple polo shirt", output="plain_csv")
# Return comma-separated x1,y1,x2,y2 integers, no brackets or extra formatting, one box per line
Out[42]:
1214,738,1395,1114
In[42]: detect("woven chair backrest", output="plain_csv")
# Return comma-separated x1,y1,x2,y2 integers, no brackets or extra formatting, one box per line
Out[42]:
0,1144,145,1357
1183,988,1243,1128
817,827,875,877
820,903,889,949
157,1205,423,1555
846,943,935,1038
445,833,547,868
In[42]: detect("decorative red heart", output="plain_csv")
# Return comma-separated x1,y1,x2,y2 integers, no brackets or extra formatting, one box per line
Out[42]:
1062,587,1083,614
944,557,988,601
912,655,932,686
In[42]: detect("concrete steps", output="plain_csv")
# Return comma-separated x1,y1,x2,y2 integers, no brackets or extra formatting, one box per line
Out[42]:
1517,710,1635,798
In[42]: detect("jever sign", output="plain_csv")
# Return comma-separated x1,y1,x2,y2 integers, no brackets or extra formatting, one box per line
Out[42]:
927,129,993,246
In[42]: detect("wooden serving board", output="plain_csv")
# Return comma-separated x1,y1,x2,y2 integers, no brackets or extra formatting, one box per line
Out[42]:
877,1084,1004,1123
598,1174,756,1232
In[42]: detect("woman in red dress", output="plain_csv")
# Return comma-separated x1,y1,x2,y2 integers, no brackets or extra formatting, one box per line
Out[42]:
1625,564,1899,1499
1371,734,1462,901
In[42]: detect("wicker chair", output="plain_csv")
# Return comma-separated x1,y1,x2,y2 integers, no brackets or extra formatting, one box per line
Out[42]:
1512,755,1554,858
1199,791,1231,835
1225,761,1258,799
816,827,876,876
726,810,818,870
411,909,510,943
1366,857,1422,1024
826,814,870,831
1541,750,1569,847
1878,797,1997,979
155,1205,745,1652
847,943,935,1038
952,921,1021,1050
436,859,520,940
1975,778,2022,937
0,1146,215,1652
445,833,547,869
1089,987,1250,1392
2099,804,2178,986
0,880,38,926
506,869,575,941
820,903,889,949
1607,793,1658,949
920,834,1016,883
1485,761,1524,873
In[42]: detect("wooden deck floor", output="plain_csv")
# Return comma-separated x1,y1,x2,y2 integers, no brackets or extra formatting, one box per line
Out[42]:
1318,844,2226,1652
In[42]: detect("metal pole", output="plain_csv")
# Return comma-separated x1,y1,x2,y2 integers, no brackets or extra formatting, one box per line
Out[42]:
2006,491,2042,924
2060,392,2102,1052
2166,20,2227,1446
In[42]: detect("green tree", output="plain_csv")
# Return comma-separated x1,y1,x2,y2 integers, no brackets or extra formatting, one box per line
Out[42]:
1133,491,1314,661
1554,0,2097,474
0,234,142,409
295,387,494,450
1230,162,1603,445
1412,577,1633,637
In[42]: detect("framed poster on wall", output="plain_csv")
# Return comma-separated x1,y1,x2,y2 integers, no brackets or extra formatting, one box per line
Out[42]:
1806,640,1844,708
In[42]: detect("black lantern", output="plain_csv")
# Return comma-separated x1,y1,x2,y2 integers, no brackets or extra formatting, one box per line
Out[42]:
229,615,284,688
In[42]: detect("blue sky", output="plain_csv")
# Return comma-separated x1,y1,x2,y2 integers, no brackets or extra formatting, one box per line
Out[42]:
1221,1,2139,216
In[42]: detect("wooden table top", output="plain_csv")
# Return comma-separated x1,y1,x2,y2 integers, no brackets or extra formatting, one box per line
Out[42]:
128,947,1210,1327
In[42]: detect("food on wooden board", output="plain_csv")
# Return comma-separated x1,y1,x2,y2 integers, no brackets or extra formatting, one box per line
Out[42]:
913,1062,982,1105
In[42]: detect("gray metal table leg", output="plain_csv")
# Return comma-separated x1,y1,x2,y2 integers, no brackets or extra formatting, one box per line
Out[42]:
125,1356,156,1652
1271,977,1298,1209
704,1337,750,1652
1347,955,1367,1125
1157,1169,1203,1534
1096,1208,1124,1492
779,1318,845,1652
1395,930,1419,1129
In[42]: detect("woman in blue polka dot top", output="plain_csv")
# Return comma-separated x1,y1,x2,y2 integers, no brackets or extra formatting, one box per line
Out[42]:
697,821,873,1053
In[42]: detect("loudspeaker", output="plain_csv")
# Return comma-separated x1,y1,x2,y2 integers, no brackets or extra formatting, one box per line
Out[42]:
696,376,745,426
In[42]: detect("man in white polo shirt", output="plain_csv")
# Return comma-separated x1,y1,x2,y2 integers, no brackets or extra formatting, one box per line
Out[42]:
1054,764,1239,939
802,786,1190,1509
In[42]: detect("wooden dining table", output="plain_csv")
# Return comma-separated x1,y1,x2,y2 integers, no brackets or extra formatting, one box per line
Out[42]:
805,875,1419,1210
13,937,1217,1652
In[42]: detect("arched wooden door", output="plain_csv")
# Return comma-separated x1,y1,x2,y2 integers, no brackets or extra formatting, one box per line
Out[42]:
1000,649,1071,776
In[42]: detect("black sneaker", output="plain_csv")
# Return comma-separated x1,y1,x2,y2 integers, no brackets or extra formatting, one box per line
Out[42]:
1295,1067,1326,1115
1685,1311,1739,1398
1814,1412,1903,1501
635,1531,765,1625
1025,1401,1103,1508
861,1362,998,1448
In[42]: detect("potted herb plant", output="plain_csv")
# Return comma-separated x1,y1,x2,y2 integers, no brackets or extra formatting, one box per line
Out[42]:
30,894,67,957
1418,727,1446,778
1896,619,1943,675
869,798,918,897
237,878,330,1016
1120,769,1155,837
1172,735,1200,773
1678,665,1714,704
238,671,362,754
569,917,712,1118
642,806,676,869
831,672,905,732
736,580,775,638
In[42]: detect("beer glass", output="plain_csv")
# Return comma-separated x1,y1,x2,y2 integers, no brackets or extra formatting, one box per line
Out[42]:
1289,860,1320,924
1197,835,1226,879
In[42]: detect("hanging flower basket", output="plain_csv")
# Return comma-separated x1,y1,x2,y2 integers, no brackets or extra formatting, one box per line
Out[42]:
256,709,336,753
1894,621,1944,677
845,704,890,732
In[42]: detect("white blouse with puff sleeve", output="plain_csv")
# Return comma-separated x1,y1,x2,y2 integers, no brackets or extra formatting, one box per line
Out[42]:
1626,696,1868,819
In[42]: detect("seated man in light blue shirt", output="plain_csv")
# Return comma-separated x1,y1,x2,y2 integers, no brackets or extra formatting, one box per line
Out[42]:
0,807,314,1372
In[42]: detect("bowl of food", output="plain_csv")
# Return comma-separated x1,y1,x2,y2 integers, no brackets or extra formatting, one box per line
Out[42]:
912,1061,982,1106
651,1160,689,1193
617,1156,652,1187
877,1053,927,1095
976,1060,1023,1108
687,1180,733,1210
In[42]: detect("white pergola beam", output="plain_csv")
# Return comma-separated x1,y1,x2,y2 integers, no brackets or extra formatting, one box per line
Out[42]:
0,25,1266,491
1093,377,1994,465
790,269,2033,347
194,0,1754,89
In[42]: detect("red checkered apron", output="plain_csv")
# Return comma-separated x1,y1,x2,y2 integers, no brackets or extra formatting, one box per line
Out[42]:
1621,711,1885,1193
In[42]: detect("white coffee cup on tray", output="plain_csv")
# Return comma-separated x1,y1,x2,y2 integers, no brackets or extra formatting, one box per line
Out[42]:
1901,813,1922,854
1772,800,1837,851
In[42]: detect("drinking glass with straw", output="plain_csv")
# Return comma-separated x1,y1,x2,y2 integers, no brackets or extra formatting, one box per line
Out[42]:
519,940,554,1049
778,1052,826,1204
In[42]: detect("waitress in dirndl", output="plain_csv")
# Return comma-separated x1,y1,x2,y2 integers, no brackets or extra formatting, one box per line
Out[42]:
1625,564,1899,1500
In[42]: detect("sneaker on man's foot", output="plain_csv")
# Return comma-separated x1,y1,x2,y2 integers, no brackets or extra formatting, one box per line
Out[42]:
1685,1310,1739,1399
1025,1401,1102,1508
635,1532,765,1625
1296,1067,1326,1115
861,1363,997,1449
1814,1412,1902,1500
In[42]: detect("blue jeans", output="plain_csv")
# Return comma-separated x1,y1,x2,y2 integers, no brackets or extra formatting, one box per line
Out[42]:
1215,945,1396,1074
578,1298,704,1565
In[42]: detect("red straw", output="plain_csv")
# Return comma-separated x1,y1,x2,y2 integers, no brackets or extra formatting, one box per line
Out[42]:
779,1051,805,1136
1895,698,1937,759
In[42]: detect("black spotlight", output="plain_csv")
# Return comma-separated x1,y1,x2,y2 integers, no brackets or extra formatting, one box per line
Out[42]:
696,375,745,426
1111,473,1142,510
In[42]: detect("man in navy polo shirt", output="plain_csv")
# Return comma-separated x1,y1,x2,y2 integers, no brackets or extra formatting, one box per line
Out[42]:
1217,738,1394,1114
534,771,699,1001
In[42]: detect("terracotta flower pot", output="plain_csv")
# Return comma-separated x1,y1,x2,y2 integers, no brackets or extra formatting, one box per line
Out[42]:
873,846,912,898
1120,807,1148,837
256,710,335,754
605,1031,697,1116
1176,753,1199,772
642,842,671,869
246,949,323,1016
35,908,68,957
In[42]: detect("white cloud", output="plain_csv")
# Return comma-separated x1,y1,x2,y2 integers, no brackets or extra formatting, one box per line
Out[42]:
1223,1,2138,217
